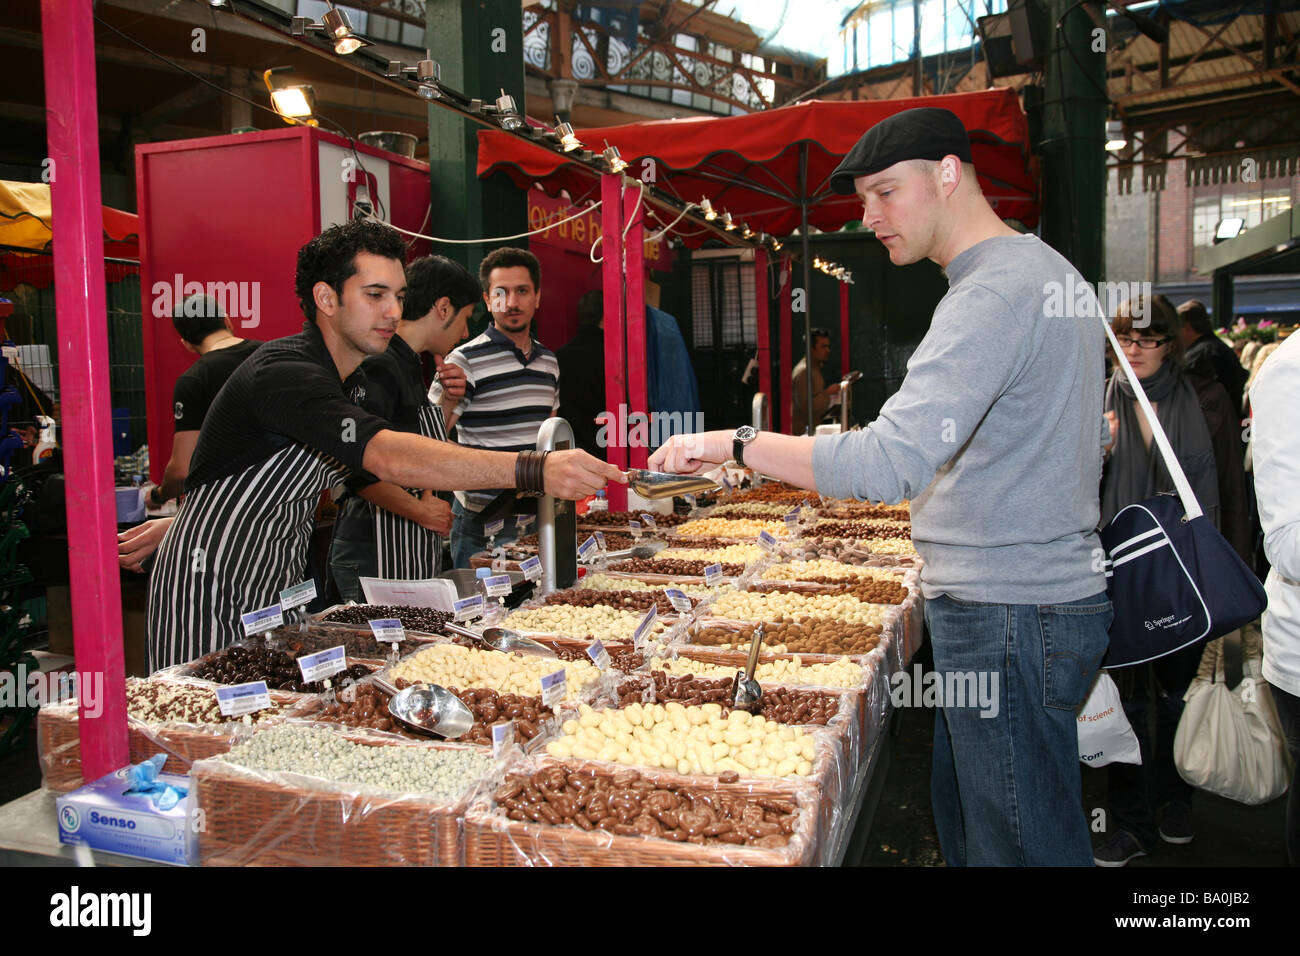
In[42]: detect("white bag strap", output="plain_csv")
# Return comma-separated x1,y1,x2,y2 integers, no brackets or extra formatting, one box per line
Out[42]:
1099,314,1204,520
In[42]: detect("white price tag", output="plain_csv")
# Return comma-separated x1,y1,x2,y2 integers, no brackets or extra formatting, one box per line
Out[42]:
520,555,543,581
491,720,515,759
540,668,567,707
664,588,692,613
704,564,724,587
593,530,607,552
240,603,283,637
628,520,643,540
515,514,535,531
484,518,506,538
720,475,733,491
784,510,800,530
297,646,346,683
758,530,778,553
586,639,611,671
483,574,512,598
279,580,317,612
684,494,696,507
640,513,657,532
578,536,598,561
215,681,271,717
369,619,405,644
633,606,658,648
454,595,485,621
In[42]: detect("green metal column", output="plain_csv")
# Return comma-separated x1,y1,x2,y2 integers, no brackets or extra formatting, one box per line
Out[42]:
1041,0,1106,284
426,0,527,271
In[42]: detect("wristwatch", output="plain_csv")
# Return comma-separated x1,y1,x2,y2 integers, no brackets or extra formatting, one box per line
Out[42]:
732,425,758,467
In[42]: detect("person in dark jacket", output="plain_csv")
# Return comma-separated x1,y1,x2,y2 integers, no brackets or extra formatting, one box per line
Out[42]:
1095,293,1251,867
1178,299,1249,414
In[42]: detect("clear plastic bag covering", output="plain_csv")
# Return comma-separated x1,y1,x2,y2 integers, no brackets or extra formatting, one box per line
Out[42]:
36,677,294,792
462,751,826,866
189,723,495,866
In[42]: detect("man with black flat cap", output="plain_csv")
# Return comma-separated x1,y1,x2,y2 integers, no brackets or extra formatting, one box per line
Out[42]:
652,107,1110,866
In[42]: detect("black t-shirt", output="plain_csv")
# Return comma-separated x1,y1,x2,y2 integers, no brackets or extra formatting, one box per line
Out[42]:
171,339,262,432
340,334,426,496
185,322,390,491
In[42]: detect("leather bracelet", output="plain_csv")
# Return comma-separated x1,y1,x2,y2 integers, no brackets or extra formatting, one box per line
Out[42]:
516,450,550,497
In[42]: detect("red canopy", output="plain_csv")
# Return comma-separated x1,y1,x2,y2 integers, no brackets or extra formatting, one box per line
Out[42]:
478,88,1039,244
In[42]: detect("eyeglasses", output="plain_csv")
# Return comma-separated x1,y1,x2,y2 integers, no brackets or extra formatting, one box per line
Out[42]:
1115,335,1170,351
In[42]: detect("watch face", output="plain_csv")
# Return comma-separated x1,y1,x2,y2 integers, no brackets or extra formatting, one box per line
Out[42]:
735,426,757,443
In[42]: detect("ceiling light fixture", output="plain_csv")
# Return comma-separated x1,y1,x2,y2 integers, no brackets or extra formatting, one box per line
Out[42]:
292,2,373,55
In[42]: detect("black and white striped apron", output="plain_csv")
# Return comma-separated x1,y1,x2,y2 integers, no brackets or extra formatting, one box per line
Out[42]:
373,403,447,579
146,442,348,671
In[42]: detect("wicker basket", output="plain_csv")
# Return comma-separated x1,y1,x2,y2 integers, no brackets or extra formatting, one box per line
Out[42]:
191,734,487,866
463,756,822,866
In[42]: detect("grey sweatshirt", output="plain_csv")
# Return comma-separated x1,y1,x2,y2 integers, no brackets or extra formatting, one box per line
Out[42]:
812,233,1108,605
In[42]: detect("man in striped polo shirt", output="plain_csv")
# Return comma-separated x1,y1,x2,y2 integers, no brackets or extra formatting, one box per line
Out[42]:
432,247,560,568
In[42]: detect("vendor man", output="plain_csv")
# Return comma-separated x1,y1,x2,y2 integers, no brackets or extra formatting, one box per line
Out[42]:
143,220,622,670
791,327,840,433
650,108,1110,866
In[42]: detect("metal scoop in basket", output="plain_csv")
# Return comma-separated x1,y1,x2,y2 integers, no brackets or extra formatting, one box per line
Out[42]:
730,624,765,713
443,621,554,657
626,469,720,500
371,676,474,739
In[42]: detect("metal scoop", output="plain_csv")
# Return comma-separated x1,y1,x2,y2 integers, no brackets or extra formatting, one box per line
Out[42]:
626,469,720,500
371,675,474,739
443,621,555,657
730,624,765,713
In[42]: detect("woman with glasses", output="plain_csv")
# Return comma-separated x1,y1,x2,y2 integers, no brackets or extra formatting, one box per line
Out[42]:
1093,293,1251,866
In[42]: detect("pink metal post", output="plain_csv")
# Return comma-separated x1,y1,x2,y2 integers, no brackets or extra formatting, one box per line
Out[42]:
840,281,850,379
600,174,628,510
778,255,793,435
754,248,771,408
41,0,129,779
623,188,649,472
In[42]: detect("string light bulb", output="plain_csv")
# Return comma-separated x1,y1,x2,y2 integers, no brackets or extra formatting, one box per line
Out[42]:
700,198,717,221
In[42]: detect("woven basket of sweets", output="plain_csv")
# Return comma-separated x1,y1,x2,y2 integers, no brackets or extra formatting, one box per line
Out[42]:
463,756,824,866
161,641,374,696
310,604,454,638
37,679,296,792
191,730,491,867
268,621,440,663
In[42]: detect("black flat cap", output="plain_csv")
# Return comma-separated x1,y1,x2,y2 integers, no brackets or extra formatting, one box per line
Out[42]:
829,107,973,195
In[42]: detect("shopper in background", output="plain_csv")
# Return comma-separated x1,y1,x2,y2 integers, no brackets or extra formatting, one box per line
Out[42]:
328,256,477,602
790,327,840,433
1249,330,1300,865
1094,293,1250,866
554,290,606,458
144,221,622,669
1177,299,1248,413
651,107,1111,866
432,247,560,568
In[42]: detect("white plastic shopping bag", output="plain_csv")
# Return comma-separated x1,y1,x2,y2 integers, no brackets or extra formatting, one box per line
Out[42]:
1077,671,1142,767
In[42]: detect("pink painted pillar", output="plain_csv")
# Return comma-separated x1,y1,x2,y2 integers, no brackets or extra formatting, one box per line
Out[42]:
754,249,771,412
600,174,628,510
778,254,793,435
623,188,649,472
840,281,850,379
42,0,129,780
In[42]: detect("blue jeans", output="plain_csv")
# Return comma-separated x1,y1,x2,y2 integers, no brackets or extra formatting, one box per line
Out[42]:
450,498,520,569
925,591,1112,866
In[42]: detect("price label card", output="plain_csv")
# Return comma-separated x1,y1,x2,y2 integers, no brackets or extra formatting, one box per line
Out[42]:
484,518,506,538
784,510,800,530
720,475,733,492
704,564,724,587
802,498,813,514
593,530,607,552
586,639,611,671
369,619,405,644
279,580,317,612
491,720,515,759
215,681,271,718
520,555,543,581
664,588,692,614
483,574,512,598
640,513,657,532
633,606,658,648
297,645,346,683
515,514,535,531
240,603,283,637
540,669,567,707
454,595,485,621
758,530,778,553
578,536,598,561
628,520,643,540
491,557,509,572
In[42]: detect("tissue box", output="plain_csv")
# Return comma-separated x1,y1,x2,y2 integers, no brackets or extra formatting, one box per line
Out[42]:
56,767,197,865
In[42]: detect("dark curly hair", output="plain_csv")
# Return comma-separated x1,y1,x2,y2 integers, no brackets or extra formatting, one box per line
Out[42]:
478,246,540,295
403,255,480,321
294,220,407,322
